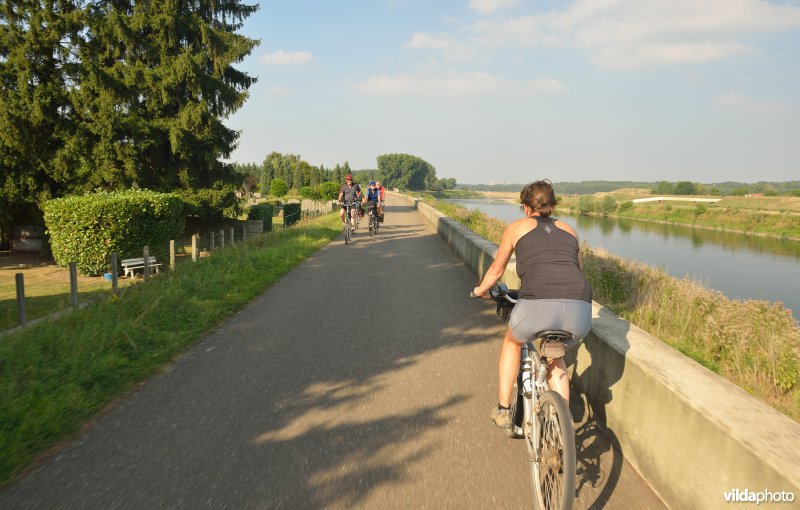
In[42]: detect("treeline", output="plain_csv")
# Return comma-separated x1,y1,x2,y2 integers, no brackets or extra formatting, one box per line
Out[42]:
462,180,800,196
233,152,457,198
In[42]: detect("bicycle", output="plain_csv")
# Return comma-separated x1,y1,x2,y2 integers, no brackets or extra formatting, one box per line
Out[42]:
368,203,380,237
472,283,576,510
340,202,359,244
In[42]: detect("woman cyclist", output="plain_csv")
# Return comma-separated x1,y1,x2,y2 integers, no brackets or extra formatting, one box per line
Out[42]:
472,180,592,433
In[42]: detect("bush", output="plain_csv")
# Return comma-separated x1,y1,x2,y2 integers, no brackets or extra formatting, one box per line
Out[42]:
299,186,321,199
283,203,301,226
319,182,340,201
578,195,595,214
598,195,617,215
694,203,708,217
619,200,634,212
247,203,274,232
179,187,239,220
44,190,185,275
270,179,288,197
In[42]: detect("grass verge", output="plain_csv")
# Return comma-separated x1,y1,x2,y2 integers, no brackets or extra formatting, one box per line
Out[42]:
415,193,800,420
0,214,341,484
558,195,800,240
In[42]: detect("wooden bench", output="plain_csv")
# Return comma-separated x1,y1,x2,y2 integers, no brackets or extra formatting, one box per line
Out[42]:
121,257,162,278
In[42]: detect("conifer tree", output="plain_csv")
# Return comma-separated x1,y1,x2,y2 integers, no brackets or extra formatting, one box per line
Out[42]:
75,0,259,190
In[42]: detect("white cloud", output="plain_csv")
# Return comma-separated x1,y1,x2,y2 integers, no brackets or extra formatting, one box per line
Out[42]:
526,78,566,94
711,92,795,112
260,51,313,66
591,42,751,69
465,0,800,68
355,71,564,96
469,0,518,14
405,32,476,60
406,32,459,50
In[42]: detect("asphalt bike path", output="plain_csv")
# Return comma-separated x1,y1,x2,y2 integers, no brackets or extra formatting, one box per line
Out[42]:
0,201,664,509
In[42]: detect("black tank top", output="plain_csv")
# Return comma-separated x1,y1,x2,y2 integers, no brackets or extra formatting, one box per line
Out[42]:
515,216,592,302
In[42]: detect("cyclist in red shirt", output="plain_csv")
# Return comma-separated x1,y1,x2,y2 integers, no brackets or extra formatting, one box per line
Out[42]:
375,180,386,220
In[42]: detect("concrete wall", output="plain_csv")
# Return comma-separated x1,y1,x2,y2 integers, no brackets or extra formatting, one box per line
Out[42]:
396,193,800,510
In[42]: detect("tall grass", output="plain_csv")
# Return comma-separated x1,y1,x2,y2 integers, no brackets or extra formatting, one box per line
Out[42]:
417,193,800,420
583,246,800,419
0,214,341,484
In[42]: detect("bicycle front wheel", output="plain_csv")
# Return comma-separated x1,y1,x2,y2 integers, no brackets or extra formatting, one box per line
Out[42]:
530,391,576,510
344,217,351,244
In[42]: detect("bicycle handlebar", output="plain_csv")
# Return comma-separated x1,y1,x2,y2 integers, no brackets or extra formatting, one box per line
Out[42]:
470,285,518,303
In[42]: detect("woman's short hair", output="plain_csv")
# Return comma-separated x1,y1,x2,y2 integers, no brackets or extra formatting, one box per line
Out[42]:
520,180,557,217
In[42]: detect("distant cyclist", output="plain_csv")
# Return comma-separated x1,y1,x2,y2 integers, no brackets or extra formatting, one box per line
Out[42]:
472,180,593,433
338,174,362,230
365,181,381,220
375,180,386,219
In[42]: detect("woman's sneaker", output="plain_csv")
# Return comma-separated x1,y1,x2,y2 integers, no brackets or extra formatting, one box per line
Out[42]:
490,405,514,436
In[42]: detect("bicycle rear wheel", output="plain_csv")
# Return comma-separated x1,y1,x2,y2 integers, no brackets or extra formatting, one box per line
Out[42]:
530,391,575,510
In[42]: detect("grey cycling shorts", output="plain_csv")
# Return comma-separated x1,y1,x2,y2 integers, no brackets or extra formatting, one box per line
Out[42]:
508,298,592,350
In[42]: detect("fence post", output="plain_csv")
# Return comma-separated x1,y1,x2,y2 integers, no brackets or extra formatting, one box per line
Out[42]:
192,234,198,262
170,240,175,271
220,229,225,248
230,227,235,245
210,231,215,251
69,262,79,307
111,252,119,293
143,245,150,280
16,273,26,326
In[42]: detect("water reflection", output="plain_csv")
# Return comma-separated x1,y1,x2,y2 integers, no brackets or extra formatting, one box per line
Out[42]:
445,199,800,321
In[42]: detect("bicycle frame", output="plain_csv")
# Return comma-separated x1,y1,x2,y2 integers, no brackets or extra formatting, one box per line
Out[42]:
518,341,549,458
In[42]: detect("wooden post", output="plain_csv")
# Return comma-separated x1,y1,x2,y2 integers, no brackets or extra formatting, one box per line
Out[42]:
220,229,225,248
15,273,26,326
210,231,215,250
143,245,150,280
192,235,198,262
170,240,175,271
111,253,119,294
69,262,79,307
230,227,235,245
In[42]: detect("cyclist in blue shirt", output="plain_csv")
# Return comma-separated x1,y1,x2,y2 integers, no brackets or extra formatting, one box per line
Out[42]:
365,181,381,220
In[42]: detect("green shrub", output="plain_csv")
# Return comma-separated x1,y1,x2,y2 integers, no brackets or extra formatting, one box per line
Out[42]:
283,203,301,226
694,203,708,217
598,195,617,215
619,200,634,212
319,182,340,201
578,195,595,214
179,187,239,220
298,186,315,199
247,203,273,232
44,190,185,276
270,179,288,197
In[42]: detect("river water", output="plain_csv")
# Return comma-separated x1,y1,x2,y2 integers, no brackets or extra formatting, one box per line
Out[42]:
446,199,800,322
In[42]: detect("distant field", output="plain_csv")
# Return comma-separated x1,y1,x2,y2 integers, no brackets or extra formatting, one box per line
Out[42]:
474,188,800,240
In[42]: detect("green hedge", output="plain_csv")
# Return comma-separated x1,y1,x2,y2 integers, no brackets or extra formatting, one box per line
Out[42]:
44,190,185,276
247,203,273,232
283,203,301,226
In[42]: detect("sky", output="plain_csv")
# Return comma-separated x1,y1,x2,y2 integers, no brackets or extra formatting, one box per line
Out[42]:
224,0,800,185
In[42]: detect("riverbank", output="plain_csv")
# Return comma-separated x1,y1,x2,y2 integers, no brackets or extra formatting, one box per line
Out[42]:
480,191,800,241
413,192,800,420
